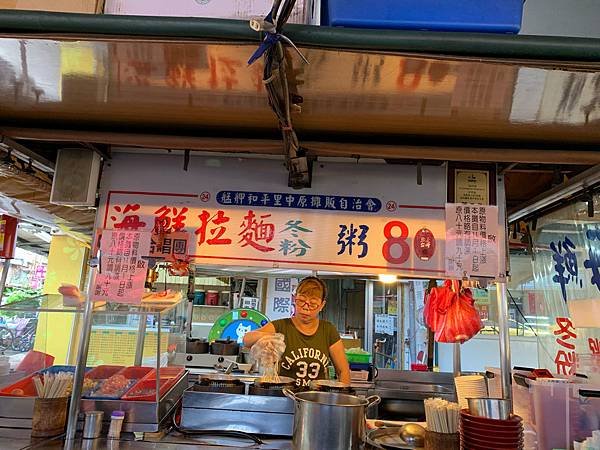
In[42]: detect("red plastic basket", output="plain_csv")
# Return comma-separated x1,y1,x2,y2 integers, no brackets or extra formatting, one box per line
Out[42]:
115,366,153,380
85,365,124,380
122,378,171,401
143,366,185,381
0,375,38,397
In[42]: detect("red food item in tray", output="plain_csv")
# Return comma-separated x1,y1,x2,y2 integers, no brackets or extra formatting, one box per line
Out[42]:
98,374,130,395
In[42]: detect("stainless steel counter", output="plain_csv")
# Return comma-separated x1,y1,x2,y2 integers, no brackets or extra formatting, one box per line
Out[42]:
0,434,292,450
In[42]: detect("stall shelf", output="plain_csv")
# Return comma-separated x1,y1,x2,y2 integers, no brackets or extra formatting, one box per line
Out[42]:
0,296,188,436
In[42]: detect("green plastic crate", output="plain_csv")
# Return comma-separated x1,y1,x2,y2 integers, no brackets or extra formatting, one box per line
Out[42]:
345,352,371,364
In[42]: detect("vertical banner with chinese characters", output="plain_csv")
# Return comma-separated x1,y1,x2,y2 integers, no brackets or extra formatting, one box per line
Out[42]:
445,204,500,278
92,230,152,304
95,153,448,277
531,201,600,375
265,277,299,321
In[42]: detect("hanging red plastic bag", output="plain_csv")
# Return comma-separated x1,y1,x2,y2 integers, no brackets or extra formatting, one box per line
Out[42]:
434,286,483,343
424,280,455,332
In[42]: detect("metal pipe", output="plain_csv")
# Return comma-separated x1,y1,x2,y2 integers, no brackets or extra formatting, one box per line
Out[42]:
453,343,461,377
156,311,161,404
65,287,95,442
496,282,512,407
508,164,600,223
365,281,374,356
4,127,600,166
134,313,147,366
0,259,10,304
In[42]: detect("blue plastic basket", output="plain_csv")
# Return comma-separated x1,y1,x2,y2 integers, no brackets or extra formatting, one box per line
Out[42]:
323,0,524,34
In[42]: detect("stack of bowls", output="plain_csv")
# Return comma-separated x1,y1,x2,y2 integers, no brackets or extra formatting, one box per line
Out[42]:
454,375,488,409
460,406,523,450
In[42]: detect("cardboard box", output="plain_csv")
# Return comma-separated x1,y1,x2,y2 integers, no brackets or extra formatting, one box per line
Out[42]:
104,0,309,24
341,338,362,350
0,0,104,13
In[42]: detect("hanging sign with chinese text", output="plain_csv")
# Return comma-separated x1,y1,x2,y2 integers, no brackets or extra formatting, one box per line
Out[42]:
530,204,600,375
445,204,500,278
92,230,152,304
96,153,447,277
265,277,299,320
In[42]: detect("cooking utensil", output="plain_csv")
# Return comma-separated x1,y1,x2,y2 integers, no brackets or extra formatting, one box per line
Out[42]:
283,389,380,450
467,397,511,420
210,339,239,356
366,426,423,449
186,338,209,354
399,423,425,447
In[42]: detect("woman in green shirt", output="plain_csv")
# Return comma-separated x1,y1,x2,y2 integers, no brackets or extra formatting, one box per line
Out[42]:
244,277,351,389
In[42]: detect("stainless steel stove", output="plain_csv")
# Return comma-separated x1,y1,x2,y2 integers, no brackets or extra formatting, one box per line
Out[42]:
181,388,295,436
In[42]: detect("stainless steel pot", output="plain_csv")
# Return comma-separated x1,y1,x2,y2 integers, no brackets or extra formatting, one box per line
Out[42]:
283,389,380,450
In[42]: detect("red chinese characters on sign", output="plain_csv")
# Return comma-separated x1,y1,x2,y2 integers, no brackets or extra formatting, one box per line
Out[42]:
554,317,577,376
196,210,232,246
110,204,147,230
154,206,189,232
209,56,242,90
590,338,600,355
414,228,436,261
166,64,196,89
239,210,275,252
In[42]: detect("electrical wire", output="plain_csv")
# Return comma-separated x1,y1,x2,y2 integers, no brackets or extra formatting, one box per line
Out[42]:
507,288,555,364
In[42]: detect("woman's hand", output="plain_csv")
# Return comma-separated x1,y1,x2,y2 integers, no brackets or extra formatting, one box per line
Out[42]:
329,340,351,384
242,322,276,347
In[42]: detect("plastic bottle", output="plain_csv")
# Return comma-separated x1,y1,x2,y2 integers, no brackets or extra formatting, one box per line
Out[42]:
108,410,125,439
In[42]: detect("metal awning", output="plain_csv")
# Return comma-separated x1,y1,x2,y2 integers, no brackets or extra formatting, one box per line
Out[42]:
0,11,597,163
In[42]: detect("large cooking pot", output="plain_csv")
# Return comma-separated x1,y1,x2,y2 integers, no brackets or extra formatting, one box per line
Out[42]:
210,339,239,356
283,389,380,450
186,338,209,354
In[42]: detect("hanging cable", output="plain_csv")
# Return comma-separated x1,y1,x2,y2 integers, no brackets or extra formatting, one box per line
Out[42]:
249,0,311,189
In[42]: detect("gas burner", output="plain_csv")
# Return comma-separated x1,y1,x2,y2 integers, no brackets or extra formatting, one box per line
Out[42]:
310,380,355,394
250,376,296,397
193,375,245,394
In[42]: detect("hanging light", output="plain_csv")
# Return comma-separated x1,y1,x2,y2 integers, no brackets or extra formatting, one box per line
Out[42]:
378,274,397,284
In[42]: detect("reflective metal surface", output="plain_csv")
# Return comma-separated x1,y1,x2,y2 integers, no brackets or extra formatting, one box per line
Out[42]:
0,36,597,148
181,390,294,436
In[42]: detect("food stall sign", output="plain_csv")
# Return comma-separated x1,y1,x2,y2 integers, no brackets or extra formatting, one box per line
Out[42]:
91,230,152,304
97,153,447,278
445,204,500,278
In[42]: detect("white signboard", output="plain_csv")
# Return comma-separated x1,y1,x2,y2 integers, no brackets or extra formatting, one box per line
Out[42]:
375,314,396,335
265,277,299,320
96,153,447,277
241,296,260,311
92,230,151,304
445,204,500,278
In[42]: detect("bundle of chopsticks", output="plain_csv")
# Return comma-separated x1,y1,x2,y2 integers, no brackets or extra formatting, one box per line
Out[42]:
33,372,73,399
424,397,460,434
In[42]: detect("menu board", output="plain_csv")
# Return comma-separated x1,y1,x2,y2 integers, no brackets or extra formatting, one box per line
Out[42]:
92,230,152,304
445,204,500,278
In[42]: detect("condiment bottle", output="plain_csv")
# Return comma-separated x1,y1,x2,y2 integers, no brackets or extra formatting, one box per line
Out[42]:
108,410,125,439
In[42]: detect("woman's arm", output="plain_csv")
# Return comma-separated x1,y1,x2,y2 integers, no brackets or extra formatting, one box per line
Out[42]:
329,339,351,384
242,322,276,347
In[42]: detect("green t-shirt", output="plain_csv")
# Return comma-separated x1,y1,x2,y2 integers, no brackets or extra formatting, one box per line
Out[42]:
273,318,341,389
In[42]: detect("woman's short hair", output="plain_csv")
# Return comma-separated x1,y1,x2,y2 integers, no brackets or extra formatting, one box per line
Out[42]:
296,276,328,301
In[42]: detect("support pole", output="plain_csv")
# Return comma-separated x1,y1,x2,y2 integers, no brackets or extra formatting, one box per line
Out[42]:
65,274,96,443
496,281,512,406
134,315,147,366
0,258,10,304
453,343,461,377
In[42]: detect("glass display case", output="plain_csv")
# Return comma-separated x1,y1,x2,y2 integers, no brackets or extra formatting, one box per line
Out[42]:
0,295,188,436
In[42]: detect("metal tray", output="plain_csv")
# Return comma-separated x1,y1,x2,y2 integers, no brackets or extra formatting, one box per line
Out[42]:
80,372,189,432
366,427,424,450
0,372,189,435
